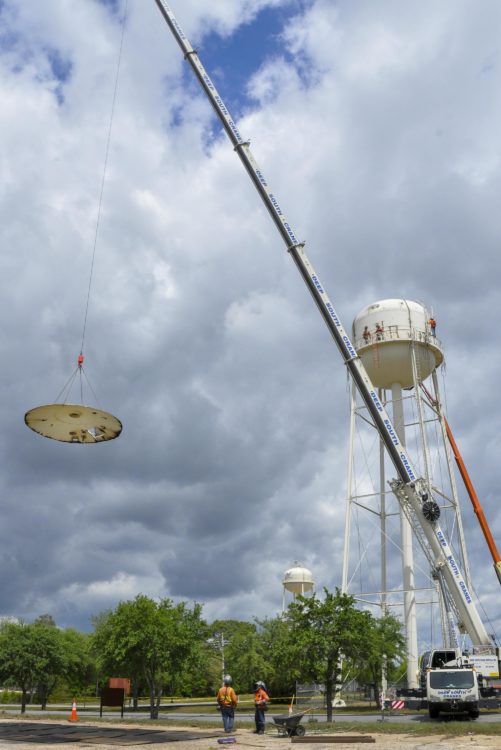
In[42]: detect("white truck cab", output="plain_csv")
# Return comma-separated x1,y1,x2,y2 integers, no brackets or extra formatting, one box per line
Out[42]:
426,668,479,719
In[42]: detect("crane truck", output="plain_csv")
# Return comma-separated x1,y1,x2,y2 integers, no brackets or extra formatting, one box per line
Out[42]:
426,659,480,720
413,647,501,718
151,0,501,717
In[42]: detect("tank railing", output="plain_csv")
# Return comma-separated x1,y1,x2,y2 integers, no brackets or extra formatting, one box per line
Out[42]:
354,324,441,351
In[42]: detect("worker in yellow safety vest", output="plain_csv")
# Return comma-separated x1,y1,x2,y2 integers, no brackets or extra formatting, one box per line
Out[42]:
216,675,238,733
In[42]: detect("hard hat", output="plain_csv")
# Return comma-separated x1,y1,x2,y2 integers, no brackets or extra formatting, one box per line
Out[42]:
223,674,232,685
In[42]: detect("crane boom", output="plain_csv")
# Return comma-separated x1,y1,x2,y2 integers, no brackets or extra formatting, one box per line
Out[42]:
152,0,492,647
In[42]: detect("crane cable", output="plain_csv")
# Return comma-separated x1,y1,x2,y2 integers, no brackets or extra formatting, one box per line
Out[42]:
79,0,129,361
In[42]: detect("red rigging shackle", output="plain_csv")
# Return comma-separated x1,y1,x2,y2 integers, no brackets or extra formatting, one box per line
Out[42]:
77,354,84,367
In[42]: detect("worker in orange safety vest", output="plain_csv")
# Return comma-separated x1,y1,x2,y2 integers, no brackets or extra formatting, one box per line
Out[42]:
253,681,270,735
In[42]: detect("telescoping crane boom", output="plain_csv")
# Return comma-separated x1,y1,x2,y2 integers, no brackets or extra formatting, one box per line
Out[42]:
152,0,493,649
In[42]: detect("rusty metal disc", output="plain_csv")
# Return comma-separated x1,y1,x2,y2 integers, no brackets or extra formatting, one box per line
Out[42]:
25,403,122,444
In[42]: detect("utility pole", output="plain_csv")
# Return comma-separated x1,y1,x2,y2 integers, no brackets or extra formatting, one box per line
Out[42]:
210,632,229,682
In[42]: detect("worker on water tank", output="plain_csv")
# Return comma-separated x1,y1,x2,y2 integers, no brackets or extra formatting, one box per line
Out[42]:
253,680,270,735
363,325,370,344
428,317,436,337
375,322,384,341
216,675,238,733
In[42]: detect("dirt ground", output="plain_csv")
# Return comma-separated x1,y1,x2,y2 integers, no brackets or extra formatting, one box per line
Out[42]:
0,719,500,750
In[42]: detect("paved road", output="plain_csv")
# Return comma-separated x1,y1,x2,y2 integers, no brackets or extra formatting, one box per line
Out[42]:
7,707,501,725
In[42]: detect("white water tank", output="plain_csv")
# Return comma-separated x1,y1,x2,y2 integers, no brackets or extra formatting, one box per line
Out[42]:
283,563,314,594
352,299,444,389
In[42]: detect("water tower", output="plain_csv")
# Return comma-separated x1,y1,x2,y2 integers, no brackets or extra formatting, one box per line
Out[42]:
341,299,472,689
282,562,314,610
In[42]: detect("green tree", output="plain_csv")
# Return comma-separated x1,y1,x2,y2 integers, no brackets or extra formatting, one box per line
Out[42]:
34,614,57,628
258,615,295,699
0,621,65,712
208,620,269,694
174,634,213,697
91,595,207,718
355,611,405,706
60,629,97,699
33,623,66,709
279,588,373,721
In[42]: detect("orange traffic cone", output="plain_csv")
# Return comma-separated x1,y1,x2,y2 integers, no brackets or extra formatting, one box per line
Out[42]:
70,699,78,722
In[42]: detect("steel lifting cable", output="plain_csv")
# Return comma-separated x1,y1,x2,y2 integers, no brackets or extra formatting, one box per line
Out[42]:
79,0,129,360
54,367,80,404
56,1,129,405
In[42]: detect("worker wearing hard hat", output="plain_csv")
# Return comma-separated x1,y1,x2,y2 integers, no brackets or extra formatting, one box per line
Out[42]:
253,681,270,734
216,675,238,733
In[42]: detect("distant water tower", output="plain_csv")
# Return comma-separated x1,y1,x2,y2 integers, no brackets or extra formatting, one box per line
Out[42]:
282,562,314,610
342,299,472,690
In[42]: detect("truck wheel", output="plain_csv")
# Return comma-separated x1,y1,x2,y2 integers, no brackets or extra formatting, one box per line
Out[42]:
469,710,479,720
428,705,439,719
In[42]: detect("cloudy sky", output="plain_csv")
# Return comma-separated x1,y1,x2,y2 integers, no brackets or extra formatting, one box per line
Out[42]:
1,0,500,651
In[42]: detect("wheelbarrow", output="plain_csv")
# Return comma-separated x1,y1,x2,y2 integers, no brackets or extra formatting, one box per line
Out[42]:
272,710,308,737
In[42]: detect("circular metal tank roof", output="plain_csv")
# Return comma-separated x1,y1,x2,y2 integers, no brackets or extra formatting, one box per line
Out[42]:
25,403,122,443
352,298,444,389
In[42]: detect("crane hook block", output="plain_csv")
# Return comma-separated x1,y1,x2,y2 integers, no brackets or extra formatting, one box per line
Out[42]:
77,354,84,367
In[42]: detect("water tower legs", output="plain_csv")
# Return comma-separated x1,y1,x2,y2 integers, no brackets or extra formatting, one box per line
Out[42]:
342,379,420,690
391,383,419,690
341,385,357,596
